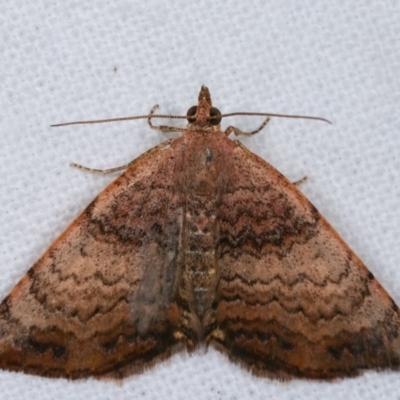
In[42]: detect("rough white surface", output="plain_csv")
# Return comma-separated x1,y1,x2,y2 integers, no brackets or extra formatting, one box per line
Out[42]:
0,1,399,399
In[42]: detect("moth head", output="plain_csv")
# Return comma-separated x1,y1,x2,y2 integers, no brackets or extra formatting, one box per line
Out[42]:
186,86,222,128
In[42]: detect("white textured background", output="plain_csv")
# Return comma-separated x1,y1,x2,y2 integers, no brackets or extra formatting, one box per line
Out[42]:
1,1,400,399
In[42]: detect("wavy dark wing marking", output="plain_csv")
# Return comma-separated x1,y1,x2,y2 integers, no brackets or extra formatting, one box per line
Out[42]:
209,142,400,379
0,139,190,379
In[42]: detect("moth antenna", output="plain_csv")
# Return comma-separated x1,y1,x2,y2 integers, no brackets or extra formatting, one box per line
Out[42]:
50,114,188,127
51,112,330,128
218,112,331,124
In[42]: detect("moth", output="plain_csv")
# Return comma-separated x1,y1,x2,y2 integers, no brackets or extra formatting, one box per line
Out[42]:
0,86,399,380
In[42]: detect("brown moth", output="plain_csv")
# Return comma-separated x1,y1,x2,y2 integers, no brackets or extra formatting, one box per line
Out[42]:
0,86,399,380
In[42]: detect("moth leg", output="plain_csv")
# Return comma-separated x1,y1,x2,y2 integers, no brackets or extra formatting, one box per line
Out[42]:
71,138,175,175
224,117,270,137
147,104,185,134
292,175,308,186
70,162,130,175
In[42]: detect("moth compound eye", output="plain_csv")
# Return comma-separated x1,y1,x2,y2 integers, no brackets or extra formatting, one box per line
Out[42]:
186,106,197,123
209,107,222,125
